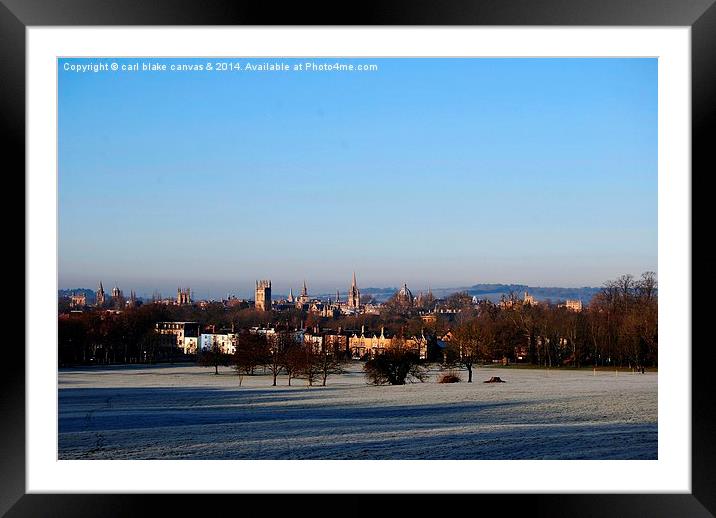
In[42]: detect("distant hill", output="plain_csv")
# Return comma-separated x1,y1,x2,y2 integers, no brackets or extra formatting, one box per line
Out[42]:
461,284,601,303
361,287,399,295
323,286,398,303
336,284,601,303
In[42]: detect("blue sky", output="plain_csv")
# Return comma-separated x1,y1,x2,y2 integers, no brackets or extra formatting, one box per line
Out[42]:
58,58,657,298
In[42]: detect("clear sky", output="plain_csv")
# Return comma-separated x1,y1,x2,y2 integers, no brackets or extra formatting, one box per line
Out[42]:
58,58,657,298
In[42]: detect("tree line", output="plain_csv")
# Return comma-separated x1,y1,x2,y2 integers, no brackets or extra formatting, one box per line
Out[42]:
444,272,658,378
199,331,345,387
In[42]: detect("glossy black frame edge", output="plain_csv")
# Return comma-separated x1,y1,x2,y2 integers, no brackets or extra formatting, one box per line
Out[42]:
4,0,712,515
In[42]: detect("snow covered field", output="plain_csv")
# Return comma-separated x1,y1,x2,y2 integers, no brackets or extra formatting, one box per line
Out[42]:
58,363,657,460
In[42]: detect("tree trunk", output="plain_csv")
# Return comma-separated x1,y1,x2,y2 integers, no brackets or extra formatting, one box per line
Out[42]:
528,332,537,365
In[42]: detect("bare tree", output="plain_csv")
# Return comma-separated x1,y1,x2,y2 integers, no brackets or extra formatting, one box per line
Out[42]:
505,300,541,365
282,339,304,386
360,294,376,305
233,331,268,376
447,315,493,382
298,343,322,387
445,291,473,311
364,339,428,385
198,336,229,375
266,340,284,387
317,347,345,386
636,271,657,302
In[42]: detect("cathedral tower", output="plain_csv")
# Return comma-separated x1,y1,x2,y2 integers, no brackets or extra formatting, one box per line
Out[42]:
176,287,191,305
256,280,272,311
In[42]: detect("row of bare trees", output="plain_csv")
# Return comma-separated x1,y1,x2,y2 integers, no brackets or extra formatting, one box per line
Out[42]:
445,272,658,377
57,300,310,366
58,303,180,365
200,331,345,387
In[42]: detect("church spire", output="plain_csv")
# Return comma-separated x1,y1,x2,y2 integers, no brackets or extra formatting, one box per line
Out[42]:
348,272,360,309
96,281,106,307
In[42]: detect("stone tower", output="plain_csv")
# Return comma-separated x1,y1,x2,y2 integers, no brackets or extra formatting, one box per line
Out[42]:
297,280,310,305
127,290,138,308
255,280,272,311
348,272,361,308
177,287,191,305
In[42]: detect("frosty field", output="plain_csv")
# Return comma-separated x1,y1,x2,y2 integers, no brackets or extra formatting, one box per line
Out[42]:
58,363,657,460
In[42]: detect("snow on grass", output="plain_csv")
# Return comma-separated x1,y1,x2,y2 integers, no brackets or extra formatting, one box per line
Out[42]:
58,362,657,460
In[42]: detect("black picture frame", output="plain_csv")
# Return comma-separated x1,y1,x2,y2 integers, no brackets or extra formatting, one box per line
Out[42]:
4,0,710,515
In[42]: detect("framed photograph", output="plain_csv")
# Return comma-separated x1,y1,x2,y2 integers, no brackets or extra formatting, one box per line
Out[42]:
7,0,711,515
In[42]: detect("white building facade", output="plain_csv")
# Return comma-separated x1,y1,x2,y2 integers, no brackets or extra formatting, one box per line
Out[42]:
200,333,238,355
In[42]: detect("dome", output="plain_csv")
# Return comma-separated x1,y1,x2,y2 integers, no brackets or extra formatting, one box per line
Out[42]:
396,283,414,304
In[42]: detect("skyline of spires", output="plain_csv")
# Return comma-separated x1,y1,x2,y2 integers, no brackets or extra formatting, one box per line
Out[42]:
73,274,599,311
88,273,400,302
